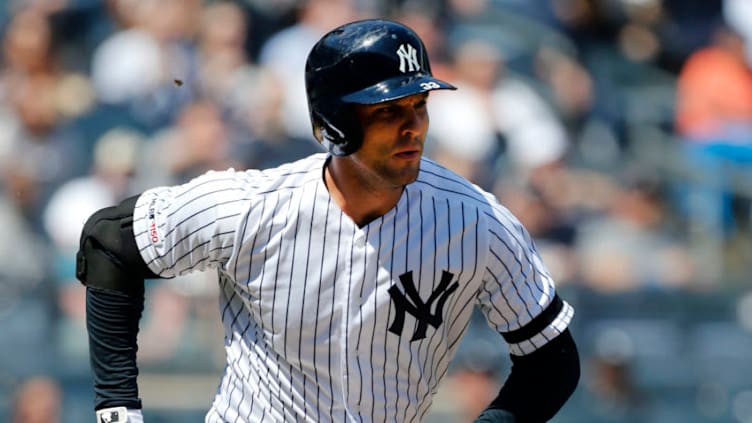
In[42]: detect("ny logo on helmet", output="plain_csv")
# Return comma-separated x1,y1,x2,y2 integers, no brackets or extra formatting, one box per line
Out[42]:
396,43,420,73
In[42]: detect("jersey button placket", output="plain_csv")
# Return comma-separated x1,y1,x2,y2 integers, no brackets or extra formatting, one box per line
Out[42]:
341,227,362,418
354,231,366,248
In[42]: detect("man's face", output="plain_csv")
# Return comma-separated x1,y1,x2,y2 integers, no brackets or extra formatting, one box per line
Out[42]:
348,93,429,188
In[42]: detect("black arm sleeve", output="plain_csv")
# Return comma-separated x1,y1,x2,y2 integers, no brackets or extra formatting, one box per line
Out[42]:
487,328,580,423
86,286,144,410
75,194,159,410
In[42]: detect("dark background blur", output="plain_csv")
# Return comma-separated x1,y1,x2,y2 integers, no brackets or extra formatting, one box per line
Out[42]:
1,0,751,422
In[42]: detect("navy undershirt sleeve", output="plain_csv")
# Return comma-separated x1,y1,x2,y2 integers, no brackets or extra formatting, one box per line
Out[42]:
489,328,580,422
86,286,144,410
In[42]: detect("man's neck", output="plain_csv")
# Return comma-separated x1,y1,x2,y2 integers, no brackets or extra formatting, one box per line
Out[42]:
324,159,404,227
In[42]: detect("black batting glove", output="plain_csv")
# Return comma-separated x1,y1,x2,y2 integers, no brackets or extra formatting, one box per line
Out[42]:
473,408,517,423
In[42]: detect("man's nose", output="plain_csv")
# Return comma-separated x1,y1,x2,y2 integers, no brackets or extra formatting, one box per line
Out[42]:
401,108,426,137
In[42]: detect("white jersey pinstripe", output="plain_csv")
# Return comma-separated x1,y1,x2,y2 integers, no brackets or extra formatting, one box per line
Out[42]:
132,153,573,423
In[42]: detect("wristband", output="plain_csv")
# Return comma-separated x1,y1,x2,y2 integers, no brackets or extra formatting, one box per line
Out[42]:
96,407,143,422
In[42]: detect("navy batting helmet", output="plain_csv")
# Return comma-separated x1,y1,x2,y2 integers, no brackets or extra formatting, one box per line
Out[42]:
305,19,456,156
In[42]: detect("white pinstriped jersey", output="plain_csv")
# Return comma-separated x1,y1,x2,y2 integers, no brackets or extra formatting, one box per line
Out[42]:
132,153,573,423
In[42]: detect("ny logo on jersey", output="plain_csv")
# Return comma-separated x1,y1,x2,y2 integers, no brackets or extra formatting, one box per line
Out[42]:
388,270,459,341
396,43,420,73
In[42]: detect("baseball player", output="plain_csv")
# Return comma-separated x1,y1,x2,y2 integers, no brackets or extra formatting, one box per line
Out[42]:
76,19,579,423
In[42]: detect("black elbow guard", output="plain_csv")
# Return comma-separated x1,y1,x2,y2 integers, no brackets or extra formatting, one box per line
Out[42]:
76,195,159,295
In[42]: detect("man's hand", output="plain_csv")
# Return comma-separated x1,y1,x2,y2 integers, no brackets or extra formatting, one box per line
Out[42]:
473,408,517,423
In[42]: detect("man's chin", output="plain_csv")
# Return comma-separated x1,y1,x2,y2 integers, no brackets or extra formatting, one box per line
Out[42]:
397,167,420,186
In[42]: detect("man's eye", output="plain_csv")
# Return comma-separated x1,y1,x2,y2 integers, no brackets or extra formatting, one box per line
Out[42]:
376,106,395,116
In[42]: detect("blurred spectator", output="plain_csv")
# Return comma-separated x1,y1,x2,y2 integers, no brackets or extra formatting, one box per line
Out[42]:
614,0,663,65
660,0,725,71
40,124,222,370
89,22,163,106
41,127,144,368
444,0,577,77
0,191,56,380
19,1,123,75
196,1,254,109
258,0,362,138
89,0,201,132
676,25,752,142
723,0,752,64
532,47,603,163
0,7,96,229
495,157,618,288
427,36,505,188
543,0,684,168
574,168,695,292
3,6,55,76
137,272,225,371
10,376,61,423
193,0,323,168
135,100,238,187
43,126,143,257
428,33,569,189
495,180,580,285
534,46,595,128
445,364,501,423
227,67,324,170
582,327,649,421
674,24,752,240
135,280,192,366
491,56,570,177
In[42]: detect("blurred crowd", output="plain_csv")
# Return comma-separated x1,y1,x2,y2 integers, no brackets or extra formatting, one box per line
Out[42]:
0,0,751,422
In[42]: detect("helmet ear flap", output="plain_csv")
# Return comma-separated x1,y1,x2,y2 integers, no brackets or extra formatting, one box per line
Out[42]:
311,100,362,156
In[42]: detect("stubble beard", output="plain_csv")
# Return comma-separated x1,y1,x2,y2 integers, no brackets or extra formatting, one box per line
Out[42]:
377,156,422,188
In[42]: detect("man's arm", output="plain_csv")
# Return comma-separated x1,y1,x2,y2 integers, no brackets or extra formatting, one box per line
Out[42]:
475,315,580,423
476,205,581,422
76,194,160,417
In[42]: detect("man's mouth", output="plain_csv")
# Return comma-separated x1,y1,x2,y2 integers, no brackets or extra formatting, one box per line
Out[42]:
395,150,420,159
